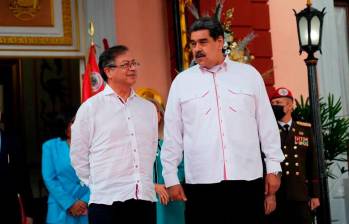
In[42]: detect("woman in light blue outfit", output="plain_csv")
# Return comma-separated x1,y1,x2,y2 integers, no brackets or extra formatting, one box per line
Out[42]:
42,113,89,224
142,94,185,224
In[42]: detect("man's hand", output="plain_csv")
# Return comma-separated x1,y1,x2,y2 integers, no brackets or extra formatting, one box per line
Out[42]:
264,194,276,215
155,184,170,205
265,173,281,195
309,198,320,210
167,184,187,201
26,217,33,224
68,200,88,216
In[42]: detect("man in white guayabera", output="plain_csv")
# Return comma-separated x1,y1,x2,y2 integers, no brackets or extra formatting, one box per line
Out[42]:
70,45,158,224
161,17,284,224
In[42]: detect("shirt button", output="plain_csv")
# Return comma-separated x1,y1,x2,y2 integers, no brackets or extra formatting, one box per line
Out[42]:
134,149,137,152
131,133,134,136
135,165,138,168
128,117,131,120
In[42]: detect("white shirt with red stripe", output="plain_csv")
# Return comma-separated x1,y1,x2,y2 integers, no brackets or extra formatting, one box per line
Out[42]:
161,57,284,187
70,84,158,205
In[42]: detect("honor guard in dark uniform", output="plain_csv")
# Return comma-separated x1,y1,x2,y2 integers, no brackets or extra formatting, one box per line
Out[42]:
267,87,320,224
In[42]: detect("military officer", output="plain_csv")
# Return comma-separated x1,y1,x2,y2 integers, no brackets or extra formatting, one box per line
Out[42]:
267,87,320,224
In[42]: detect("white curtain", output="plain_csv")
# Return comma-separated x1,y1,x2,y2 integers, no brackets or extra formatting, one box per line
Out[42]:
83,0,116,56
313,0,349,117
335,7,349,117
333,7,349,224
312,0,342,107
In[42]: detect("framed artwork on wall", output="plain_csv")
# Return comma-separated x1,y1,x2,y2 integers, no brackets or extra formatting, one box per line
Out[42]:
0,0,73,46
0,0,54,27
0,0,85,57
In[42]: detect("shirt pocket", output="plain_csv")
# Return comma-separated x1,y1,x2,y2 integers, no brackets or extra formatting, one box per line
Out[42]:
226,87,255,117
180,89,211,118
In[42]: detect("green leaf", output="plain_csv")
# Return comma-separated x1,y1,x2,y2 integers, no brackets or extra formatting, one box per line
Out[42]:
294,93,349,178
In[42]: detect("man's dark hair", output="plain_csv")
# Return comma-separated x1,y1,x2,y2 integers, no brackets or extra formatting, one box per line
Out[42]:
98,45,129,81
189,17,224,40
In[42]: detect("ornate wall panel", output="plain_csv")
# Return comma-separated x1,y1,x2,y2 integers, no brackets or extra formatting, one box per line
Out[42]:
0,0,85,57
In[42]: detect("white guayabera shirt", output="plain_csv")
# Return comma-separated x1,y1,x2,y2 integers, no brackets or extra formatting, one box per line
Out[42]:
71,85,158,205
161,57,284,187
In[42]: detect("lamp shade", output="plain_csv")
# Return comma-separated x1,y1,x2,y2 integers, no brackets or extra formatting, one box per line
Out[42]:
294,5,325,55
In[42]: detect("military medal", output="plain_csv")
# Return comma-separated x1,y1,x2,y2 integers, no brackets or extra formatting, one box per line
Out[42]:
295,136,309,146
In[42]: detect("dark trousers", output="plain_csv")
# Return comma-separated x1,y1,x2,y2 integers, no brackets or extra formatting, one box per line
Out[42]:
88,199,155,224
266,200,313,224
184,178,265,224
3,197,21,224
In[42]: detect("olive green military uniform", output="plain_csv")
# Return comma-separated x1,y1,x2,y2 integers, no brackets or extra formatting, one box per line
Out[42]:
267,120,320,224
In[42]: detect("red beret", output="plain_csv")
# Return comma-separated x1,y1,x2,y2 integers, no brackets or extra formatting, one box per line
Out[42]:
270,87,293,100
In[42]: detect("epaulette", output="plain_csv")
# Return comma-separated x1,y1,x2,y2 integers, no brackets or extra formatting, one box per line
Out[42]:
296,121,311,127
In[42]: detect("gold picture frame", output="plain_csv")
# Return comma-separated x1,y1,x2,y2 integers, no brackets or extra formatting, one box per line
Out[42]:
0,0,73,46
0,0,54,27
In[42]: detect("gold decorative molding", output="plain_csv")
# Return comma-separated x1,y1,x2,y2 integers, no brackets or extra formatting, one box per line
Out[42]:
0,0,72,46
179,0,189,69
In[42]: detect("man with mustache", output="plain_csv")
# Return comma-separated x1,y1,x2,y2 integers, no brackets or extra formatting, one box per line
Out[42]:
70,45,158,224
267,87,320,224
161,17,284,223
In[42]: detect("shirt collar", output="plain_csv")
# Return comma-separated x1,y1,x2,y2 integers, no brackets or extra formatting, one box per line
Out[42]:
278,119,292,127
199,56,228,74
102,84,114,96
103,84,137,100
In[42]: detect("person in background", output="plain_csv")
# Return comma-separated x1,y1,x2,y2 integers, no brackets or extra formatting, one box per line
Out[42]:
0,111,34,224
161,16,284,224
139,89,185,224
42,111,90,224
267,87,320,224
71,45,158,224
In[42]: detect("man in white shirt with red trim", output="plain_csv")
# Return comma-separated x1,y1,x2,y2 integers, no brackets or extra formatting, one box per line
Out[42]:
161,17,284,223
70,45,158,224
